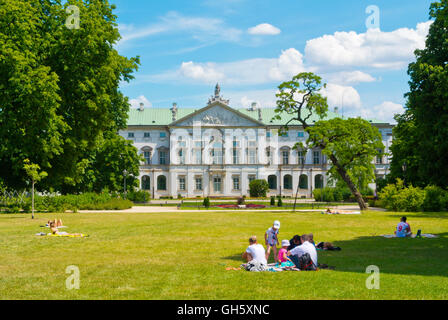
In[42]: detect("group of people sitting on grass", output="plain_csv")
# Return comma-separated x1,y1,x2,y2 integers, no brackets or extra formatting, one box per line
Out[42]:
242,220,321,272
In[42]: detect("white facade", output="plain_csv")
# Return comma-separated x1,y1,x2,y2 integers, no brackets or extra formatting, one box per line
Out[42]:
120,95,393,199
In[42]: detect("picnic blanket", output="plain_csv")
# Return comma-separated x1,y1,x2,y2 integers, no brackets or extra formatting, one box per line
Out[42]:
382,234,438,239
266,261,300,272
321,210,361,215
36,232,89,238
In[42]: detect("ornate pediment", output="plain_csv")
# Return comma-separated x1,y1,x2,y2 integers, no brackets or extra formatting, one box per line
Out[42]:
171,103,263,127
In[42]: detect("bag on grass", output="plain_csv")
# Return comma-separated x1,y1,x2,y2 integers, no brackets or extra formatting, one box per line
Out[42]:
298,253,317,271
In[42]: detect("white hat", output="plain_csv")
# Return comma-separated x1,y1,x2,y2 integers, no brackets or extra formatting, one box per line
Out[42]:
273,221,281,229
282,240,290,247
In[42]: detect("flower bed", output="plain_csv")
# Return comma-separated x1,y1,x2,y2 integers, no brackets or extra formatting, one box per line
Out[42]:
214,204,266,209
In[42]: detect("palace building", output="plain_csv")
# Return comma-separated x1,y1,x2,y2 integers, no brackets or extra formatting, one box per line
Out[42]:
119,85,393,199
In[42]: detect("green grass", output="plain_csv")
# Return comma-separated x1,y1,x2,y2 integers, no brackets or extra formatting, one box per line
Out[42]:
0,210,447,300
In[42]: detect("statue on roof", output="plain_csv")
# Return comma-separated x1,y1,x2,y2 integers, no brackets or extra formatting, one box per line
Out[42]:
208,83,229,106
214,83,221,98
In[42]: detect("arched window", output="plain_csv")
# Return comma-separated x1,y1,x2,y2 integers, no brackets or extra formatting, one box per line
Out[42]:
141,176,151,190
157,175,167,191
268,175,277,190
284,175,293,190
315,174,324,189
299,174,308,189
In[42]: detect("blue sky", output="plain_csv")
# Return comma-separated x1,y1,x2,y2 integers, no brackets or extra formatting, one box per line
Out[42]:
113,0,434,123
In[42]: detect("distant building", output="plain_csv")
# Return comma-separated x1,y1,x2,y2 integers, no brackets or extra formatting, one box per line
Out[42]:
120,85,393,199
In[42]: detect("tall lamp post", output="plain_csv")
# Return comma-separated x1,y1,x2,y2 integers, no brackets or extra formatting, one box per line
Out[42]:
123,169,128,199
402,162,407,186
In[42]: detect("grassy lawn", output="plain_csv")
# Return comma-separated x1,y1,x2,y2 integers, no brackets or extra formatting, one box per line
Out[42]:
0,210,447,300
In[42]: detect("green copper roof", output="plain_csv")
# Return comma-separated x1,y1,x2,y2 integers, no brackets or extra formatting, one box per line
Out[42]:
127,106,385,126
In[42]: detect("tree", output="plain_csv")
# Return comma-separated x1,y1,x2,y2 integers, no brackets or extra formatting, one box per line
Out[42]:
0,0,140,192
391,0,448,188
80,132,142,193
23,159,48,219
249,180,269,198
275,72,383,210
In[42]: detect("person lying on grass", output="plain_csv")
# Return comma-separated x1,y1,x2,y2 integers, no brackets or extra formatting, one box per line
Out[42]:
265,220,280,263
47,219,63,228
287,234,318,271
49,221,83,237
395,216,412,238
242,236,268,272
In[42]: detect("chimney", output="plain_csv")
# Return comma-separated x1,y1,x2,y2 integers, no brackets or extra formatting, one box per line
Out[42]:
139,102,144,111
258,109,263,122
249,102,258,111
171,103,178,121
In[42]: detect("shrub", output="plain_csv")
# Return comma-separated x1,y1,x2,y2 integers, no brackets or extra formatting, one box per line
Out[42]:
126,190,150,203
237,197,246,205
203,197,210,209
423,186,447,212
270,196,275,206
249,180,269,198
277,196,283,207
379,180,425,212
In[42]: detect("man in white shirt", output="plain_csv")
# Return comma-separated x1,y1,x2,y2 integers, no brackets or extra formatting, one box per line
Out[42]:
243,236,268,266
288,234,318,270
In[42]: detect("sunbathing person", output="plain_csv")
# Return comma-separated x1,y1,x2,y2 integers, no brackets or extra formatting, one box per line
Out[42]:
47,219,63,228
395,216,412,238
49,222,82,237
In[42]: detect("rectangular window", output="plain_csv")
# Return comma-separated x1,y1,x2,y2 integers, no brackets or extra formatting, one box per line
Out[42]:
159,151,167,165
298,132,305,138
128,132,135,138
160,132,167,138
212,149,223,165
282,151,289,165
233,149,239,164
267,132,271,138
376,149,384,164
248,175,256,184
195,178,203,191
144,152,151,165
179,177,186,191
194,150,202,165
179,150,185,165
214,177,222,192
249,150,257,164
233,177,240,190
313,151,320,165
144,132,150,138
298,151,305,165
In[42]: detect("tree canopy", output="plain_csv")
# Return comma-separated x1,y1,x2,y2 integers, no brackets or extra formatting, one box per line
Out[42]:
390,0,448,187
0,0,140,193
275,72,383,210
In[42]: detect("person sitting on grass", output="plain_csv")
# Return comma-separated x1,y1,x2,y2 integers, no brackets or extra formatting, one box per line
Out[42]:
395,216,412,238
278,240,292,264
242,236,267,272
47,219,63,228
288,235,302,251
265,220,280,263
287,234,318,271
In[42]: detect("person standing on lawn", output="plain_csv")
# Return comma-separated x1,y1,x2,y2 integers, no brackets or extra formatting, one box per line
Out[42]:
265,221,280,263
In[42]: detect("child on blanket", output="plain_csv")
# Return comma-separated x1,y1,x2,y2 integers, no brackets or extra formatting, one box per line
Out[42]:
278,240,292,264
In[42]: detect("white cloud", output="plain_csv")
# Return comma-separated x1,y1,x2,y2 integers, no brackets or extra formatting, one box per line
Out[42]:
305,21,432,70
129,95,152,109
180,62,225,83
321,83,362,112
360,101,404,123
248,23,281,36
118,12,242,46
324,71,376,85
167,48,305,85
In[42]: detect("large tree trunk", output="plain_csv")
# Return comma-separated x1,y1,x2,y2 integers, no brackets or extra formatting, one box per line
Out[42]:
330,155,368,211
